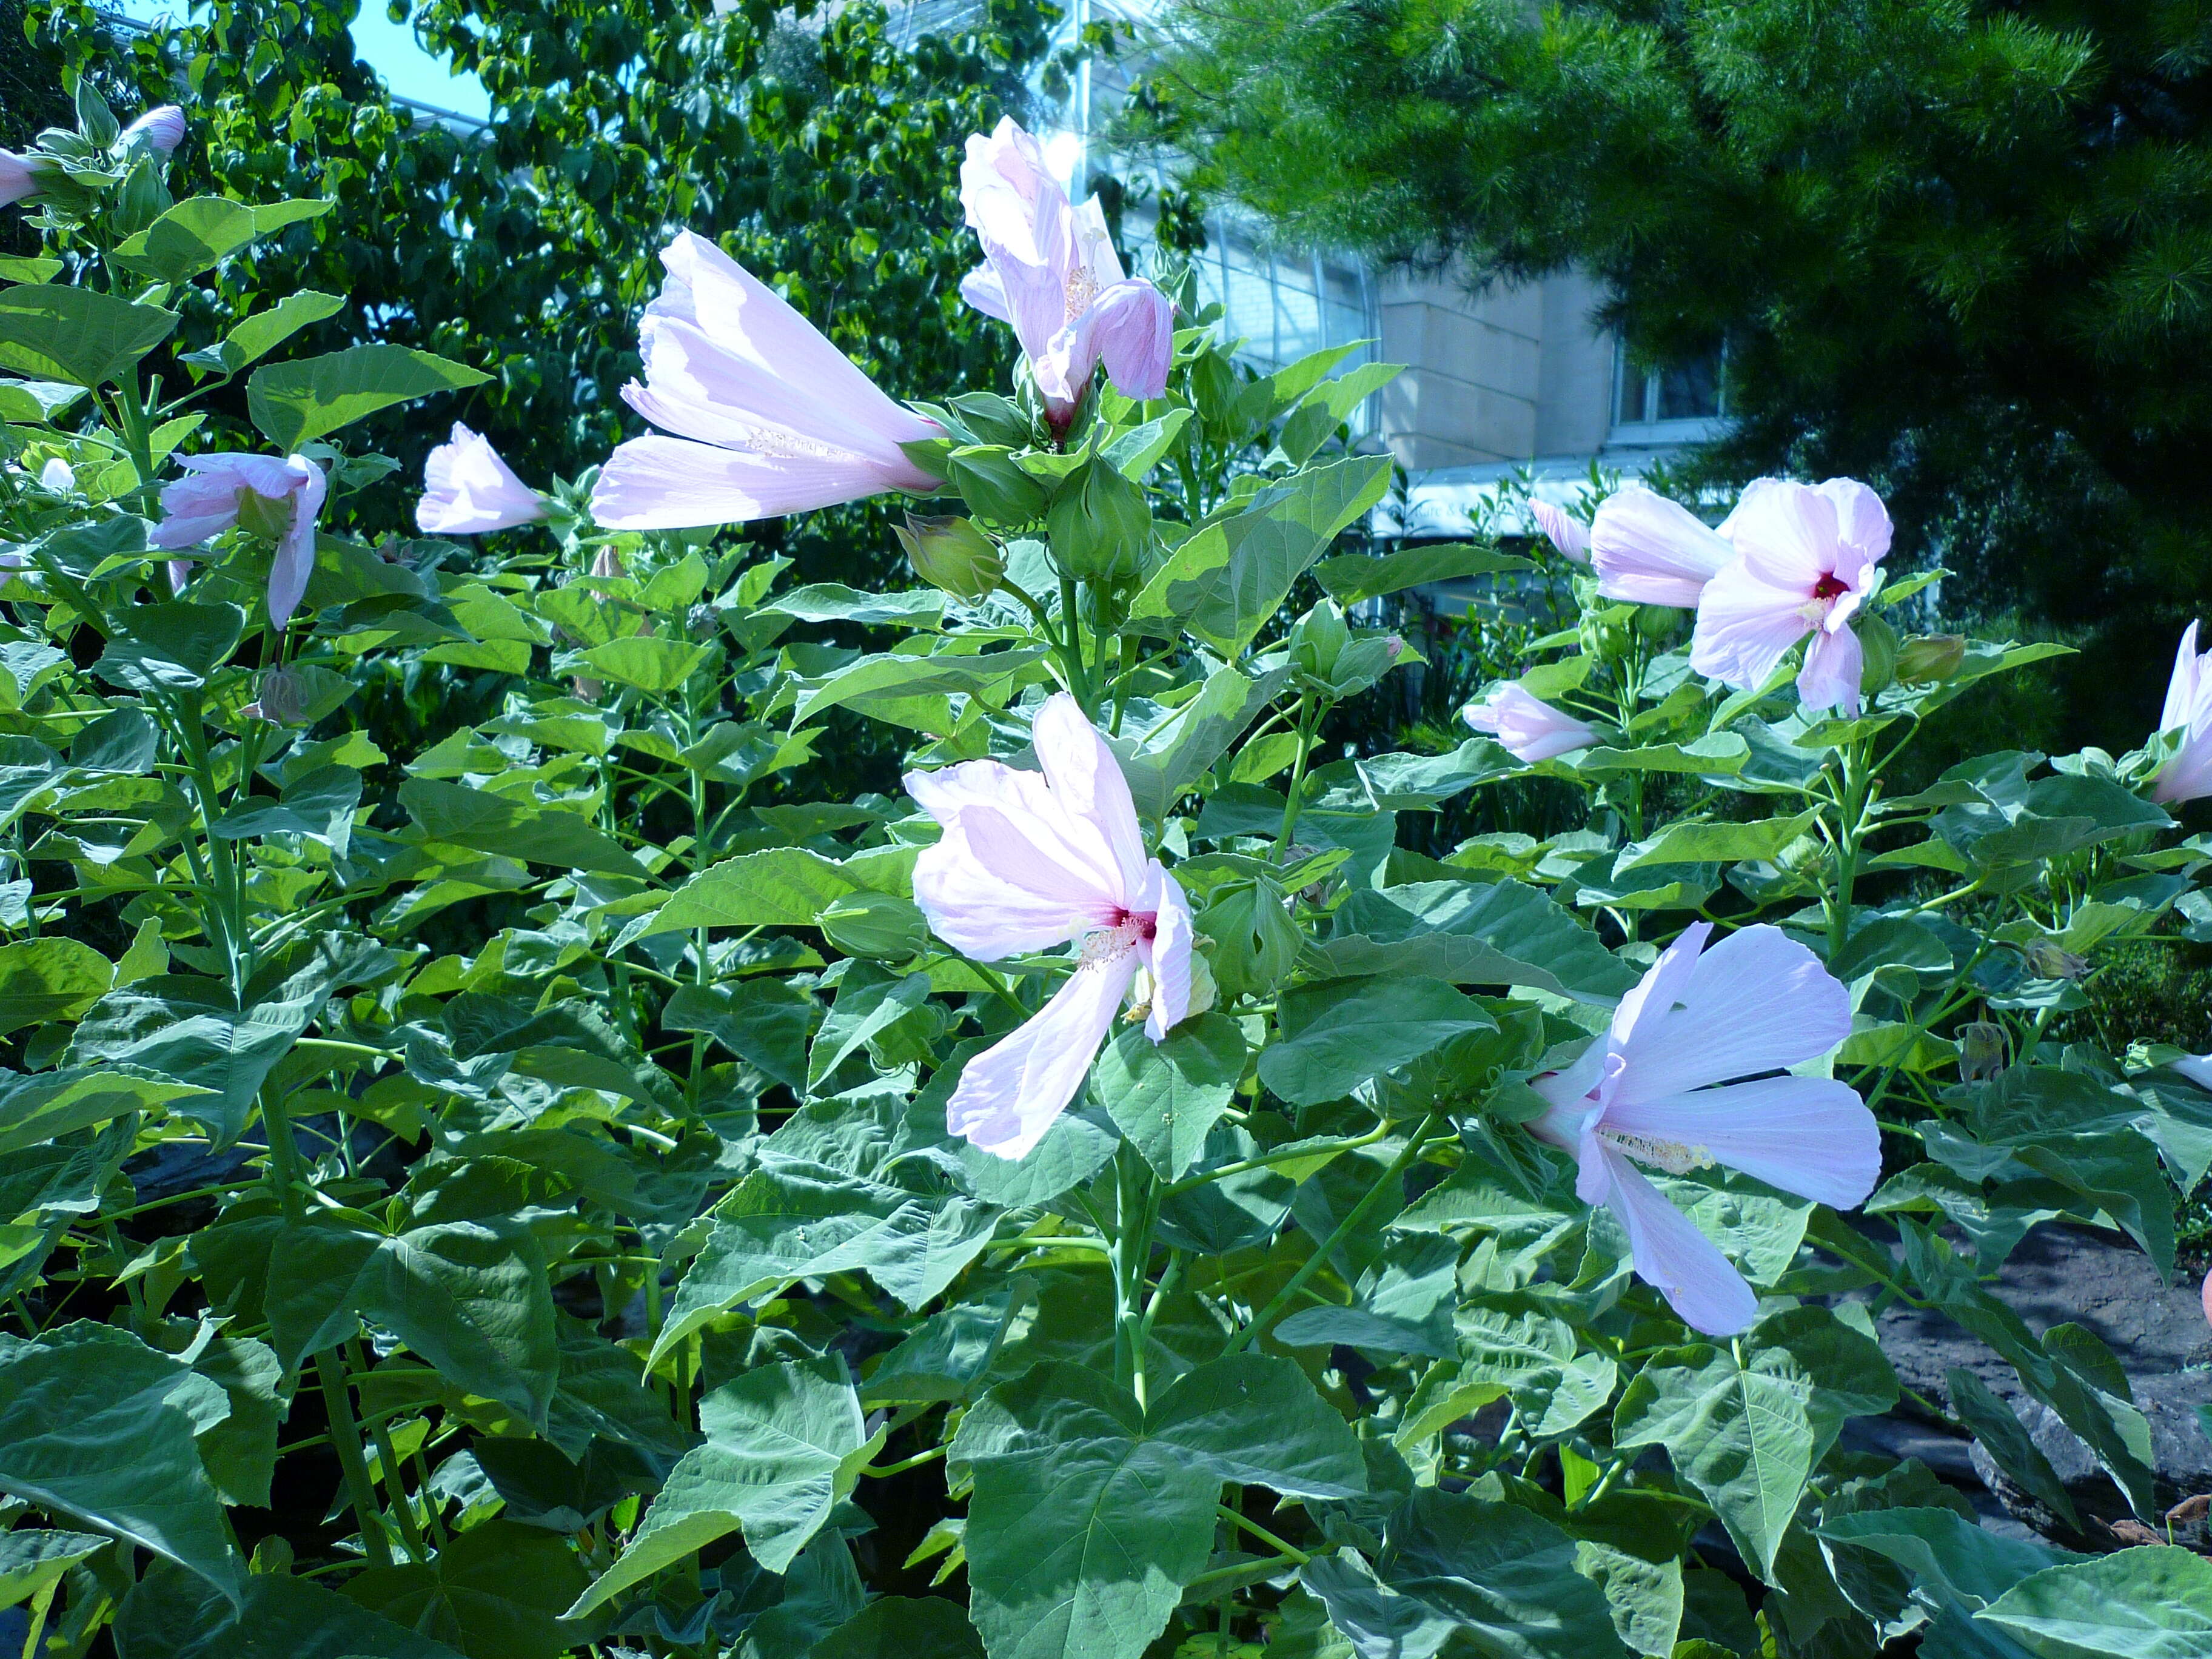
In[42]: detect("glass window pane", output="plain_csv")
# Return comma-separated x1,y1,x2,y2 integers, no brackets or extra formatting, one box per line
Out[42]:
1658,355,1721,420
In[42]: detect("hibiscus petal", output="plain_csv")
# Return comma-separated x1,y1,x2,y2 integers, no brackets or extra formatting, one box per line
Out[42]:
945,952,1138,1160
1609,921,1711,1054
1718,477,1838,591
1141,869,1193,1039
1689,557,1814,691
960,262,1013,324
2162,621,2205,735
1599,1074,1882,1209
1797,624,1865,715
1590,484,1735,608
1815,477,1893,566
266,457,324,632
1598,1146,1760,1336
1031,693,1150,904
591,435,917,529
1614,923,1850,1100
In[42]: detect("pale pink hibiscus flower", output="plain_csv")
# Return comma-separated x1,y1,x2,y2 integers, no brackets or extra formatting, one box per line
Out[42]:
1531,921,1878,1335
150,453,327,630
0,150,47,209
1463,683,1598,763
959,118,1173,421
1691,477,1893,714
1527,498,1590,565
907,693,1193,1160
121,105,187,155
2149,622,2212,805
418,423,547,535
1590,483,1734,607
591,232,943,530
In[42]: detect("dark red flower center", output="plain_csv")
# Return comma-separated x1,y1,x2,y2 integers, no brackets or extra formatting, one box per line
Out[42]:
1811,572,1849,603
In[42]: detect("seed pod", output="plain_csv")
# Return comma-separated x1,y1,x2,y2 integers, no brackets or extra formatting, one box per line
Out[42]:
1047,454,1151,585
1957,1021,2008,1082
1895,633,1968,685
1856,612,1900,699
817,891,931,962
895,513,1004,602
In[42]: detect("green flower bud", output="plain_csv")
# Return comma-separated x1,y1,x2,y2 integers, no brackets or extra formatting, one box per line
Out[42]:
1580,603,1638,665
1047,455,1152,586
945,446,1048,526
2021,939,2089,981
1856,612,1900,699
944,391,1034,449
817,891,931,962
894,514,1004,602
1198,877,1301,1002
1289,600,1350,680
1895,633,1968,685
1957,1021,2007,1082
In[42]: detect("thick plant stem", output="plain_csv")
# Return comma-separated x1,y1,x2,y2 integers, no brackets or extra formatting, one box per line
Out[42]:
1110,1145,1161,1406
316,1347,396,1569
1826,742,1870,960
355,1339,428,1563
1224,1114,1442,1356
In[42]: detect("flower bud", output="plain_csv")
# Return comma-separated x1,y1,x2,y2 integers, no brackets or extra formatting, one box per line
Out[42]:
1047,454,1151,585
1580,604,1637,665
1288,600,1349,680
817,891,931,961
1856,612,1899,700
244,665,314,726
945,445,1047,526
895,513,1004,602
2021,939,2089,981
1958,1021,2007,1082
1198,877,1301,1002
120,104,186,156
1895,633,1968,685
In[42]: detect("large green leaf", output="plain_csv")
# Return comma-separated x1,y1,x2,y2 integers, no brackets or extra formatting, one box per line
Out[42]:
1302,1487,1627,1659
663,979,817,1094
113,196,280,283
247,344,491,451
1090,1013,1247,1180
400,779,644,877
571,1356,874,1613
1945,1366,2081,1530
0,284,178,387
575,635,712,694
810,1597,985,1658
0,1066,210,1156
1977,1547,2212,1657
656,1160,995,1358
0,1528,112,1611
343,1519,598,1659
644,847,866,934
64,975,325,1145
264,1212,558,1427
1616,808,1823,872
1816,1506,2070,1612
1321,880,1638,1002
1313,543,1533,603
792,645,1048,728
1111,662,1288,820
1449,1300,1618,1437
0,1329,241,1598
115,1560,465,1659
1127,454,1392,654
203,289,347,375
1612,1307,1895,1581
1258,975,1495,1105
950,1356,1363,1659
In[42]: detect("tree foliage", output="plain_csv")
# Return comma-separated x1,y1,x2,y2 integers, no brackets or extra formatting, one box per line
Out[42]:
1136,0,2212,731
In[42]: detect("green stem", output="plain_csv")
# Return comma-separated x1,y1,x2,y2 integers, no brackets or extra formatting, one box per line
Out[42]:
1224,1116,1441,1356
862,1443,948,1478
1826,740,1871,959
354,1339,427,1562
1161,1120,1390,1197
1216,1501,1310,1565
315,1347,395,1569
1273,697,1319,857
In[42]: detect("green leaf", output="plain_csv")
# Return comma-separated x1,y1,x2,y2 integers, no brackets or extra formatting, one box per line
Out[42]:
1616,808,1822,872
950,1356,1363,1659
115,1559,465,1658
571,1356,873,1614
1102,406,1191,480
0,284,178,387
1451,1300,1618,1437
211,763,362,854
64,975,326,1145
810,1597,985,1658
577,635,712,694
1944,1366,2081,1530
211,290,347,375
342,1519,598,1659
1815,1506,2068,1611
0,1066,206,1157
767,583,947,628
1259,975,1496,1105
0,1329,242,1599
645,847,866,934
1321,880,1638,1003
1127,455,1392,654
110,196,261,282
1112,662,1289,820
663,979,817,1095
657,1161,995,1357
1612,1307,1894,1582
1303,1487,1627,1659
1313,544,1535,603
0,937,110,1037
1977,1546,2212,1657
264,1213,558,1428
0,377,85,423
808,968,931,1094
399,779,644,876
0,1528,110,1611
793,645,1048,728
247,344,491,452
1091,1013,1247,1180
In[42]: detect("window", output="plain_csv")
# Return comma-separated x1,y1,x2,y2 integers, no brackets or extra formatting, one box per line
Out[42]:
1613,347,1728,429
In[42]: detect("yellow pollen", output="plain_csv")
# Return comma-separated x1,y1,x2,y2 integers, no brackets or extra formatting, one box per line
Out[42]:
1065,265,1102,323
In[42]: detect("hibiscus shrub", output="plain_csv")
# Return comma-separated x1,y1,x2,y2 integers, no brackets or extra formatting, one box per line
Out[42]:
1,87,2210,1659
